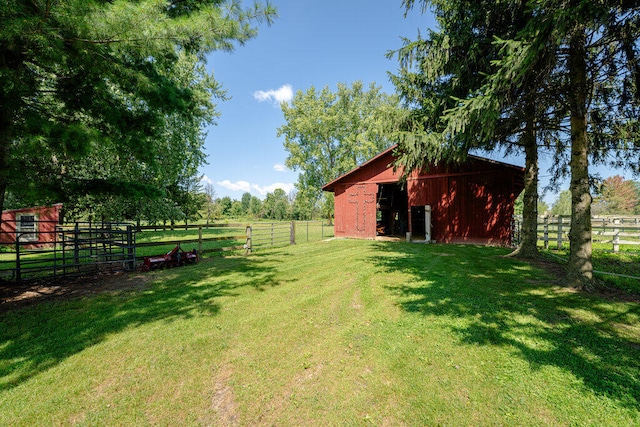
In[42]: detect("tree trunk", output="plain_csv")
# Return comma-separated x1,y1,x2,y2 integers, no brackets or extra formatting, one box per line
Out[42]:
0,48,26,217
510,113,539,258
0,118,11,216
567,27,593,290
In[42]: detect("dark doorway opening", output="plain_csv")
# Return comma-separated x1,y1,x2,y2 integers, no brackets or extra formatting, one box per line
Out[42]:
376,184,407,236
411,206,427,240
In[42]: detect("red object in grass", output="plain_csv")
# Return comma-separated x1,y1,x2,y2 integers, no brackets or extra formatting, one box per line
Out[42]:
143,244,198,270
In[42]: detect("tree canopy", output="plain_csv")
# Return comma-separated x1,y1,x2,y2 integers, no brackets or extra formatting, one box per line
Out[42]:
593,175,640,215
0,0,276,219
278,81,403,219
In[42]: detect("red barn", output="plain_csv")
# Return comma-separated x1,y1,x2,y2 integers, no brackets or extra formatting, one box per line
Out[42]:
322,146,524,245
1,204,63,247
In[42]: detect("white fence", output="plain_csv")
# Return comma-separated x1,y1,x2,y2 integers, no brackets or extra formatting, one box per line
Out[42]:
516,215,640,252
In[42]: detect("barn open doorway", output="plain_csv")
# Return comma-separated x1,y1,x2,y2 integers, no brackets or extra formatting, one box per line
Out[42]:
410,205,433,241
376,183,408,237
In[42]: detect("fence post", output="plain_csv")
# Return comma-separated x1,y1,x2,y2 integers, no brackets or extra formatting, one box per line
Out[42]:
613,219,620,253
543,216,549,250
245,225,252,255
271,223,274,247
53,226,59,278
15,234,21,282
557,216,563,250
198,226,203,255
126,225,135,270
290,221,295,245
74,222,80,270
61,227,67,276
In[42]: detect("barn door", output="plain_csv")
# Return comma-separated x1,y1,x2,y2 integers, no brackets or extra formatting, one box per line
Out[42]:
347,183,378,238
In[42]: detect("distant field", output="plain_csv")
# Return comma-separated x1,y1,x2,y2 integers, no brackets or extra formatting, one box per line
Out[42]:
135,224,248,257
1,240,638,425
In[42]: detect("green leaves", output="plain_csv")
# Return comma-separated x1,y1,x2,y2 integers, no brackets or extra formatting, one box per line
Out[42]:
279,81,402,204
1,0,276,218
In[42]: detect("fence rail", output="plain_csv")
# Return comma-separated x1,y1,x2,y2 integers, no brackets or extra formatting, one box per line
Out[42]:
1,220,333,282
514,215,640,252
246,222,294,252
136,223,246,231
0,221,135,282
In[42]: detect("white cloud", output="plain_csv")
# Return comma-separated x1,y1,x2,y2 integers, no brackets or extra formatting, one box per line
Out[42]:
251,182,296,196
216,179,296,198
273,163,287,172
216,180,252,193
253,84,293,104
200,175,214,186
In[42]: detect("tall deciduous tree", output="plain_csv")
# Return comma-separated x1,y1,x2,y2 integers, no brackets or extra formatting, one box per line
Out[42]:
262,188,289,220
0,0,275,214
249,195,263,218
241,192,252,215
204,183,217,225
278,81,402,219
594,175,639,214
551,190,572,216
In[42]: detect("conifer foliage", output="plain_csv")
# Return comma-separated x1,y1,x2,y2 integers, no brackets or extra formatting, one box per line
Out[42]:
0,0,275,219
392,0,640,290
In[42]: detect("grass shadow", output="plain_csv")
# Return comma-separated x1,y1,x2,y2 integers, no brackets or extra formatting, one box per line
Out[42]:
369,242,640,412
0,252,283,391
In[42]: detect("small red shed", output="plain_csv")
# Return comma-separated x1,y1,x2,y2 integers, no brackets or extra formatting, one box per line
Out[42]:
1,204,63,247
322,146,524,245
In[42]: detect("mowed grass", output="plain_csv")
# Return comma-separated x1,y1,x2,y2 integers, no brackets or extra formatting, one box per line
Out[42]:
541,248,640,294
1,240,639,425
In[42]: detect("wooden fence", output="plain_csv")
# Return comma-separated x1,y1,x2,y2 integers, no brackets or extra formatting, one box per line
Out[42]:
136,222,301,256
514,215,640,252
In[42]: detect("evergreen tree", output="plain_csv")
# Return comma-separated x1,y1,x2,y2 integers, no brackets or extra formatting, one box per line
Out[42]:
390,0,559,259
0,0,276,214
394,0,640,289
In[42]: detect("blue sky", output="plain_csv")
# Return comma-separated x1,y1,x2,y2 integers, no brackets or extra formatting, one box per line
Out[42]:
201,0,431,199
201,0,636,205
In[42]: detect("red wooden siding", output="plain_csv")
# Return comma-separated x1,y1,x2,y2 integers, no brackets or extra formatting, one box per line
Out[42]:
333,183,378,239
406,169,518,244
1,204,62,246
324,146,524,245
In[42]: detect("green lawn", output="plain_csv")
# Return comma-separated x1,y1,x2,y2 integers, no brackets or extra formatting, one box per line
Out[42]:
541,248,640,294
1,240,639,425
